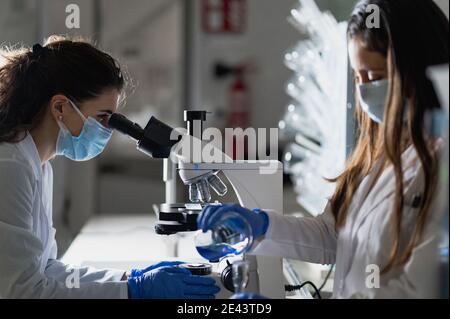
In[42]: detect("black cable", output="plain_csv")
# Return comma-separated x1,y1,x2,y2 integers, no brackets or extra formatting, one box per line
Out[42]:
285,281,322,299
313,264,335,298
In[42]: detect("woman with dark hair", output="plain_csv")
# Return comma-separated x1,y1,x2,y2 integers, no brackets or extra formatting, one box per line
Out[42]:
199,0,449,298
0,36,219,299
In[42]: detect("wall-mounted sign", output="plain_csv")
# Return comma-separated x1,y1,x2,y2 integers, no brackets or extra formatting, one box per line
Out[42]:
202,0,247,34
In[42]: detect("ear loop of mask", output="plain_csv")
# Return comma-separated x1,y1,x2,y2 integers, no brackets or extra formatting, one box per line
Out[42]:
68,100,87,122
56,100,86,137
68,100,112,130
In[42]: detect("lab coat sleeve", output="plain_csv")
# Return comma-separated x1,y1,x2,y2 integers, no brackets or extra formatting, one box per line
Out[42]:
250,203,337,264
45,257,126,284
44,228,126,283
0,160,128,299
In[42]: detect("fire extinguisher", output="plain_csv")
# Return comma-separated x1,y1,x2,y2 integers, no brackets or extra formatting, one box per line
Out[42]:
214,62,251,159
229,68,250,160
229,68,250,129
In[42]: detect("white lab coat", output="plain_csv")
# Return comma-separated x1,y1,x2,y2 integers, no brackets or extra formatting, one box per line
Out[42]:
0,134,128,298
252,144,443,298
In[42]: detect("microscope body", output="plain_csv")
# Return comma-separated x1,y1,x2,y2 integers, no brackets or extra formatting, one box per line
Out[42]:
178,161,285,299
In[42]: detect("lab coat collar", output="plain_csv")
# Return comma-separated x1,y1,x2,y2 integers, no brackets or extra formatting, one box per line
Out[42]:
350,144,420,235
358,139,443,221
16,133,44,181
365,145,419,207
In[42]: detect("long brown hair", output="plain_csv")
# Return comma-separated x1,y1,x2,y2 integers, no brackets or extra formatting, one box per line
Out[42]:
329,0,449,273
0,35,126,143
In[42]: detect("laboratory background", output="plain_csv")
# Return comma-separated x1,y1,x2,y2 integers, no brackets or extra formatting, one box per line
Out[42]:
0,0,449,300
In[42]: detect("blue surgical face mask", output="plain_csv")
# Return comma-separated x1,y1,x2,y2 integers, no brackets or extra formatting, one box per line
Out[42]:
357,79,389,124
56,100,113,161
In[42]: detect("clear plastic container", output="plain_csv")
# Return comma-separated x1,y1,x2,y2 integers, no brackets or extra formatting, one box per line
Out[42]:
232,261,250,294
195,212,254,263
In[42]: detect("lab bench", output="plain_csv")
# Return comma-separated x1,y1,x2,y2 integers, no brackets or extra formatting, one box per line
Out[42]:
61,214,202,270
62,214,332,298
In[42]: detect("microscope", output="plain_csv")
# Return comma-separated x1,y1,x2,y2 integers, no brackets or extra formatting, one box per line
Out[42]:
108,111,286,299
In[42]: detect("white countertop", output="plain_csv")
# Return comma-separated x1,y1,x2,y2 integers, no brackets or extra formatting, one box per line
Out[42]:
61,214,204,270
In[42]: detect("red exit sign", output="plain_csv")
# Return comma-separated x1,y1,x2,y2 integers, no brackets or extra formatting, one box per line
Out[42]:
202,0,247,34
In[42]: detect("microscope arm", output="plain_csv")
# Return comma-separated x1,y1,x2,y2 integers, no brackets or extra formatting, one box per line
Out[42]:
108,113,227,203
108,113,180,159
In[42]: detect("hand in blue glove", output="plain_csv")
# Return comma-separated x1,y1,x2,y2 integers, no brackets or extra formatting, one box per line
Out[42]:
129,261,186,278
128,266,220,299
230,293,269,299
197,204,269,239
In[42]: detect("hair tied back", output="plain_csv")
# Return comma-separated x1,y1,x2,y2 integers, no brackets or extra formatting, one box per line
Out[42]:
31,43,48,58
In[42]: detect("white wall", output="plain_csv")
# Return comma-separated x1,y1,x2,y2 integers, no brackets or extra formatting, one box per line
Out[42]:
100,0,183,127
0,0,38,45
188,0,301,130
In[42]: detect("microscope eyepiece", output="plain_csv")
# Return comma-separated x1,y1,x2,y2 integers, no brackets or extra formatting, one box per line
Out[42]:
108,113,144,141
108,112,180,159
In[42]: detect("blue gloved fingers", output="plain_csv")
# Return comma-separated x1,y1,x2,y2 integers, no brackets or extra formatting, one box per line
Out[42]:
206,204,246,231
153,261,186,268
130,261,187,278
197,205,219,229
185,294,215,300
182,275,217,286
230,293,269,299
147,261,186,271
129,269,143,278
200,204,236,232
182,275,220,296
197,205,222,232
211,204,267,238
184,283,220,296
127,276,143,299
197,205,211,232
198,204,269,238
129,267,211,299
162,266,191,275
201,204,228,231
254,210,270,237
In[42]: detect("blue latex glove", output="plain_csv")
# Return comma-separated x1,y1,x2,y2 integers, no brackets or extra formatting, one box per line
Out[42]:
197,204,269,239
230,293,269,299
129,261,186,278
128,266,220,299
